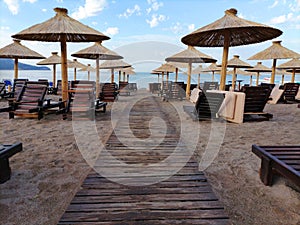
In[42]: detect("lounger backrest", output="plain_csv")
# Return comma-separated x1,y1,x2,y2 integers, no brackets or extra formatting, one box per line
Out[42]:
17,85,47,106
0,82,5,94
194,92,225,120
202,82,219,93
282,83,299,102
119,81,129,90
241,86,271,113
13,79,28,99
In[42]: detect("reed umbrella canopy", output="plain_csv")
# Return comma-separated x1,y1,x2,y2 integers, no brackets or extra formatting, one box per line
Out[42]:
68,59,86,81
245,62,272,86
0,39,45,79
37,52,62,87
165,45,216,98
72,41,123,96
202,62,222,81
100,59,131,83
191,65,206,88
181,8,282,90
277,58,300,83
12,7,110,102
248,40,300,84
227,55,252,90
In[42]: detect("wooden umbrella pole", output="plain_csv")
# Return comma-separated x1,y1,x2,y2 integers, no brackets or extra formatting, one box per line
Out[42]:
111,68,114,83
282,74,285,84
212,71,215,81
61,36,68,104
14,58,18,79
53,64,56,88
74,68,77,81
291,69,295,83
175,68,178,82
220,31,230,91
186,62,192,99
197,73,200,88
256,72,260,86
123,73,126,82
127,74,129,82
250,75,252,86
270,59,277,84
232,67,237,91
96,57,100,97
88,71,90,81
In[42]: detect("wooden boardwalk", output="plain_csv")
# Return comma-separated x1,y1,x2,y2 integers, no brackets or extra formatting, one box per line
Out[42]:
58,94,229,224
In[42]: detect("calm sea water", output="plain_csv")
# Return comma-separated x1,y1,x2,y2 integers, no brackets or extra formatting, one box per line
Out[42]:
0,70,297,89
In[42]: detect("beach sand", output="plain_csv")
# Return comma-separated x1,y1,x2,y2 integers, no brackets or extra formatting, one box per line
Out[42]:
0,92,299,225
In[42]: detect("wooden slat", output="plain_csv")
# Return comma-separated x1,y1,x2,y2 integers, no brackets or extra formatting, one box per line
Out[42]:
58,94,229,224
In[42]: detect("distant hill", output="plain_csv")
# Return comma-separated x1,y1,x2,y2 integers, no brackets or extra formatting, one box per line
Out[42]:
0,58,50,70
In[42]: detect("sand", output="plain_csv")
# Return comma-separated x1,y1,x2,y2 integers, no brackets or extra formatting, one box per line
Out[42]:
0,91,299,225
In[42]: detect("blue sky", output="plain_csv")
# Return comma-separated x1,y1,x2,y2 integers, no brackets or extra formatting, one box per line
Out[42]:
0,0,300,71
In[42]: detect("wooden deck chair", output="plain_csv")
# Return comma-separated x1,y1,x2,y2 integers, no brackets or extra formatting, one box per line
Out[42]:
252,145,300,188
202,81,219,93
167,82,185,101
99,83,119,102
241,86,273,121
193,91,225,120
279,83,300,103
8,83,47,120
128,83,137,92
118,81,130,96
0,82,6,98
0,142,22,184
5,78,28,99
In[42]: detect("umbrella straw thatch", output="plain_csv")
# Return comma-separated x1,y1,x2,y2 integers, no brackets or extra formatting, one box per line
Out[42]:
37,52,62,88
100,60,131,83
245,62,272,86
68,59,86,81
72,41,123,96
227,55,252,90
248,40,300,84
181,8,282,90
0,39,45,79
277,58,300,83
202,62,222,81
12,7,110,102
165,45,216,98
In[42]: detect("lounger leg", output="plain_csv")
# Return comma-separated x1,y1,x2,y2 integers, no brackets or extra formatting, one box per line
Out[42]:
9,112,14,119
260,156,273,186
0,158,11,184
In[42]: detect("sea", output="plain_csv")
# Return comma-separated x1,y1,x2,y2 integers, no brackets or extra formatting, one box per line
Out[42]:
0,70,298,89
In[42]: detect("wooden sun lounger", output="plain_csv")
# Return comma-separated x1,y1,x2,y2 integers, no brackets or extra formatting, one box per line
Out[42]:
0,142,22,184
252,145,300,188
119,81,130,96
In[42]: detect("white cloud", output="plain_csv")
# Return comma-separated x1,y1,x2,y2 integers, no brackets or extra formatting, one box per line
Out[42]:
146,0,163,14
42,8,47,12
71,0,107,20
146,14,166,28
269,0,279,8
1,26,10,30
119,4,141,18
188,24,195,32
104,27,119,36
92,21,98,26
289,0,300,11
170,22,183,34
4,0,19,15
270,13,294,24
22,0,37,3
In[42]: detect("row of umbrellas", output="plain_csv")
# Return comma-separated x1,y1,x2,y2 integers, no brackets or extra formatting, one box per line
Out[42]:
0,7,300,101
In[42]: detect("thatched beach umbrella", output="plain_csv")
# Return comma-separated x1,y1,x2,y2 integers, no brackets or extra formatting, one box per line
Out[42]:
181,8,282,90
0,39,45,79
277,58,300,83
118,67,135,82
202,62,222,81
100,59,131,83
168,62,189,82
12,7,110,102
227,55,252,90
37,52,62,88
79,64,96,81
153,63,177,86
71,41,123,96
191,65,206,88
165,45,216,98
227,68,253,87
248,41,300,84
245,62,272,86
68,59,86,81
